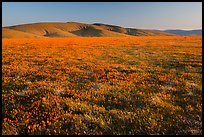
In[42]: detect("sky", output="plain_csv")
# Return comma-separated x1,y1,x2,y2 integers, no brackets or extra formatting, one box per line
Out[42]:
2,2,202,30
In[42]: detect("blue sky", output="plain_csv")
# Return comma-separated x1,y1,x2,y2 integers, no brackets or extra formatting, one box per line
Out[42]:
2,2,202,30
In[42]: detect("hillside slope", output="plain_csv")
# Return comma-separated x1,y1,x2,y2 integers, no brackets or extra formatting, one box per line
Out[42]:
2,28,43,38
2,22,175,38
93,23,175,36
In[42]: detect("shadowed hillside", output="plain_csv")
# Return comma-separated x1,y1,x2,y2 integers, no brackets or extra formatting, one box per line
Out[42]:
93,23,175,36
2,22,175,38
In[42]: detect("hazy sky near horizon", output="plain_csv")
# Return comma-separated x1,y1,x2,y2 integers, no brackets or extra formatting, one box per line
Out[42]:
2,2,202,30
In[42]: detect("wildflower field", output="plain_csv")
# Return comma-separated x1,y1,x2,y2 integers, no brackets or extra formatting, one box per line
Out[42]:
2,36,202,135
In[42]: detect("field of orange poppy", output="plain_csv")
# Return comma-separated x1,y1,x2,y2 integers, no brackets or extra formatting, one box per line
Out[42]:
2,36,202,135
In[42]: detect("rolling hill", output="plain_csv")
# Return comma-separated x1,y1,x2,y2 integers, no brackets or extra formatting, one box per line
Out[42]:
2,28,43,38
163,29,202,36
2,22,175,38
93,23,175,36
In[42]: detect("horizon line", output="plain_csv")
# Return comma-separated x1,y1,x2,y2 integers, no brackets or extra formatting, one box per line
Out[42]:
2,21,202,31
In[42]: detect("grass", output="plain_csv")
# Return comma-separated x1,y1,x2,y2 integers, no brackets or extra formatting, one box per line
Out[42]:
2,36,202,135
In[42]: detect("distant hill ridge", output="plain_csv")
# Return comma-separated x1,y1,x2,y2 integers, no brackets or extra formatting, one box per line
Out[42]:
163,29,202,36
2,21,180,38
